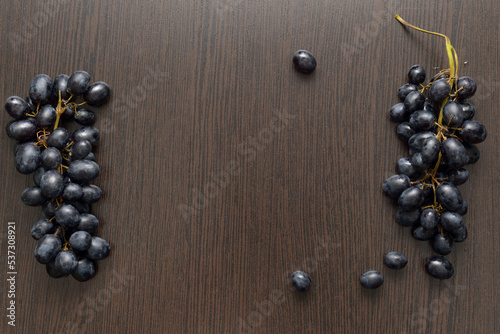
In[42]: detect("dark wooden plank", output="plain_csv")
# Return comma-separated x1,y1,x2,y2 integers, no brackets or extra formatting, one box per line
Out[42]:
0,0,499,333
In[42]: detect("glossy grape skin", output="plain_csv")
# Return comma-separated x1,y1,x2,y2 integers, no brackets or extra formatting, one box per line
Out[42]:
440,211,463,231
86,237,110,260
360,270,384,289
30,218,56,240
72,126,99,146
458,200,468,215
42,201,58,219
416,182,434,203
24,96,36,111
428,78,451,103
72,258,96,282
40,170,64,198
383,252,408,269
84,81,111,106
436,182,463,212
450,225,467,242
5,96,30,119
420,208,439,230
68,159,100,183
404,91,425,113
459,120,487,144
396,208,420,227
47,128,70,149
447,168,469,186
432,234,453,255
15,142,41,174
67,71,91,95
75,109,96,125
410,152,430,172
55,204,80,228
441,138,468,169
430,72,450,82
61,105,75,120
69,231,92,252
408,131,434,151
460,103,475,120
69,200,90,213
62,183,83,202
423,102,438,117
398,186,424,211
408,65,426,84
383,174,411,199
5,120,15,139
52,74,71,100
291,271,311,291
425,256,454,279
8,119,37,141
36,105,57,128
292,50,316,74
41,147,62,170
389,103,408,122
463,142,480,164
21,186,47,206
442,101,465,128
54,250,78,274
421,136,440,164
46,260,67,278
34,234,61,264
76,213,99,234
398,83,418,101
412,225,437,241
396,157,420,179
409,110,435,131
81,185,102,203
396,122,416,141
456,76,477,100
29,74,53,104
71,139,92,160
84,152,96,161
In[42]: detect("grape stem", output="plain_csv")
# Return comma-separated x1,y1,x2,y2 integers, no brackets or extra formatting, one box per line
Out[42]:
53,91,64,130
395,15,458,89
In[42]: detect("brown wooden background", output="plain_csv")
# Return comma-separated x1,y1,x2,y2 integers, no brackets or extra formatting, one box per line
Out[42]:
1,0,499,333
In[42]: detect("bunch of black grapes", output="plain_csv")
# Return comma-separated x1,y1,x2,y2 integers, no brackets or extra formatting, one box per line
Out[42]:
383,65,487,279
5,71,111,281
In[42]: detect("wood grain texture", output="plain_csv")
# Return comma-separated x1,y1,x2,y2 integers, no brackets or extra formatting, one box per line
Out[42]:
1,0,499,333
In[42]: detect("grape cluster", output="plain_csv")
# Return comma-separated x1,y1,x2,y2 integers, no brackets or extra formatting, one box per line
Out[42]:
5,71,111,281
383,63,486,279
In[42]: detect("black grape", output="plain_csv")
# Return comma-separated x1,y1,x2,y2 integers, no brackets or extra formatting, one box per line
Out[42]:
67,71,90,95
360,270,384,289
425,256,454,279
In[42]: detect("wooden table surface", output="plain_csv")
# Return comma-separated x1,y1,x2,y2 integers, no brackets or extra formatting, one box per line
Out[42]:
1,0,499,333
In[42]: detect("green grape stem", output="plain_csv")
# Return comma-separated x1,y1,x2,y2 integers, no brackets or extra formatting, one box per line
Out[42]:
395,15,458,88
53,91,64,130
